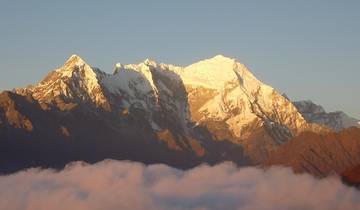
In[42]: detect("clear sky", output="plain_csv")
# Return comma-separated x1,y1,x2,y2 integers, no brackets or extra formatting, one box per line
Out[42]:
1,0,359,117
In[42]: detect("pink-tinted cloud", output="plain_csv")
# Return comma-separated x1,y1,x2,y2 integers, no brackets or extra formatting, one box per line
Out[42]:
0,160,359,210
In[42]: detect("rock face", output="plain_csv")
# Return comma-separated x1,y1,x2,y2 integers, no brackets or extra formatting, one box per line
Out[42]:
266,127,360,177
0,54,351,174
293,100,360,131
342,164,360,187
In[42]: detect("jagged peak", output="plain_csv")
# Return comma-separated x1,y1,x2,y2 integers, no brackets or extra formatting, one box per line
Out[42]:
113,63,124,74
68,54,82,60
64,54,87,67
115,63,122,68
27,54,110,110
111,59,158,75
294,100,316,105
143,58,158,67
34,54,101,89
293,100,326,114
56,54,96,78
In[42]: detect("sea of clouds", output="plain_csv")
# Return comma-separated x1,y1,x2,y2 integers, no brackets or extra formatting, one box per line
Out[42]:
0,160,359,210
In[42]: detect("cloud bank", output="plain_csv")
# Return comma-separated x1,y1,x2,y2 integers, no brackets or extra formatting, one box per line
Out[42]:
0,160,359,210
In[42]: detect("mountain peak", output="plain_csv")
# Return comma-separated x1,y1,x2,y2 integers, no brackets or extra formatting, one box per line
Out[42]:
54,54,97,79
213,54,233,59
293,100,360,131
68,54,82,60
180,54,257,90
293,100,326,114
143,58,157,66
206,54,235,64
26,54,111,110
63,54,88,69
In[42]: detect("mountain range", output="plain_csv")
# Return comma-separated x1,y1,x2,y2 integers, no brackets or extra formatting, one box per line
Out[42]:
0,55,359,181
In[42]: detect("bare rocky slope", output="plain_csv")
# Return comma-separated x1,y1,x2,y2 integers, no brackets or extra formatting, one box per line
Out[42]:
266,127,360,177
1,55,358,176
342,164,360,187
293,100,360,131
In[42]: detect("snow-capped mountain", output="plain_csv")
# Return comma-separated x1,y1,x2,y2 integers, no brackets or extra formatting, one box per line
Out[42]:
21,55,329,155
15,55,111,111
293,100,360,131
0,54,343,173
17,55,327,138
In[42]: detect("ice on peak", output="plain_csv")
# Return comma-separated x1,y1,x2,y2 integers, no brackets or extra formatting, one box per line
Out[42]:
115,63,122,68
143,58,157,66
69,54,81,59
180,55,254,89
191,55,236,68
65,54,86,64
53,55,101,90
211,54,235,62
113,63,124,74
61,54,91,73
29,54,109,109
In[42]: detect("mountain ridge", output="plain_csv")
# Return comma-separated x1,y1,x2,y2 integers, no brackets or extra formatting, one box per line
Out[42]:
293,100,360,131
0,54,358,177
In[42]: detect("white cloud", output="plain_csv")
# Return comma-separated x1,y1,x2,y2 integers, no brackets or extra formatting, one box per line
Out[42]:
0,160,359,210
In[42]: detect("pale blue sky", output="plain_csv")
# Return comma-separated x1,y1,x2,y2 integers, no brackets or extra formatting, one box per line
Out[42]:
0,0,359,117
